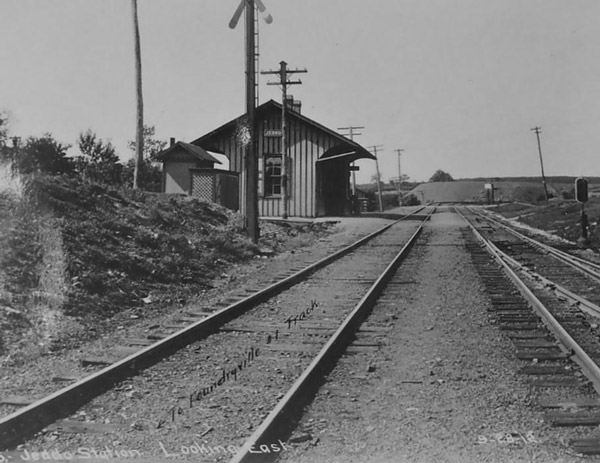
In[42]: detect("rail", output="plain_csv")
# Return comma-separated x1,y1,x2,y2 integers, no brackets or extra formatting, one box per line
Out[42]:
230,208,436,463
0,207,430,450
457,207,600,400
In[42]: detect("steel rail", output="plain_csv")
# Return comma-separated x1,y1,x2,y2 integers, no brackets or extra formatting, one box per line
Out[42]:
463,209,600,317
457,208,600,397
0,207,430,450
492,249,600,319
470,207,600,281
229,208,436,463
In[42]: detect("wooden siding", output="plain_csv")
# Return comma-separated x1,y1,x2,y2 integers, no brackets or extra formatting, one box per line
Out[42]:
199,106,348,218
164,161,197,194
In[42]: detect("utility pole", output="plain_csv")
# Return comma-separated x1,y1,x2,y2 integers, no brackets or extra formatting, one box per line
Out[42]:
229,0,272,242
370,145,384,212
262,61,307,219
244,1,259,240
338,125,364,195
531,126,549,202
395,149,404,205
131,0,144,190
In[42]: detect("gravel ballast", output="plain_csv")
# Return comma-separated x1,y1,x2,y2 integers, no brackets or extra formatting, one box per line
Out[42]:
279,211,592,463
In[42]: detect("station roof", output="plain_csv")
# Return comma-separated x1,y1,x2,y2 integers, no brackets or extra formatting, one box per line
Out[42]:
191,99,376,163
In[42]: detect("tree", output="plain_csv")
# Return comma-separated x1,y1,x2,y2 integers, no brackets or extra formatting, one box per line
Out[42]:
11,134,73,175
0,111,14,164
75,130,123,185
429,169,454,182
390,174,410,187
131,0,144,189
0,112,9,147
123,125,166,192
126,125,166,161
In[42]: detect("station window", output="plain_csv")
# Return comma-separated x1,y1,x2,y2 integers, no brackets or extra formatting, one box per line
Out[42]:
264,154,282,197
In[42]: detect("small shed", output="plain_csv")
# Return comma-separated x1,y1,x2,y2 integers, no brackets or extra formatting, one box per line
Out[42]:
157,141,239,210
191,99,375,217
157,141,222,195
157,141,223,196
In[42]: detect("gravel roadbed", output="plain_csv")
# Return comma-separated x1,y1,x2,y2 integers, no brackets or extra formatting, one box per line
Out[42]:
0,218,395,421
3,217,430,460
279,211,594,463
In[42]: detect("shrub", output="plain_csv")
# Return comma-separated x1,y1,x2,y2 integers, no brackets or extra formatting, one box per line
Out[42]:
401,194,421,206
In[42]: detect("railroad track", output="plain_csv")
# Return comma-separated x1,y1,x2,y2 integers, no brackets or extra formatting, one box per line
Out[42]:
265,205,600,461
246,206,600,462
457,206,600,456
0,207,433,456
471,206,600,275
462,207,600,318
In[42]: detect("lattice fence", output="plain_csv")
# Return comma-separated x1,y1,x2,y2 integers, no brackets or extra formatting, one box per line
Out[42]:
192,171,215,201
191,169,239,211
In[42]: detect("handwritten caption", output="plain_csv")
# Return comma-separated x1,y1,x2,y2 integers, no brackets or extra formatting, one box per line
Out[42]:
156,300,320,429
477,431,538,445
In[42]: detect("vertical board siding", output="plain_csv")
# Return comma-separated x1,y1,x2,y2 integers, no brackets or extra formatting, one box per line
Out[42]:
202,106,352,218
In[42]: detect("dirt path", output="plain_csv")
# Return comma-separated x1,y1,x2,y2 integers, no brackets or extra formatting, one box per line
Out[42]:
280,210,586,463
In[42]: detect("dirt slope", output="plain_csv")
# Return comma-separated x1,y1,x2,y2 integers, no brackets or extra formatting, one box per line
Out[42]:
490,197,600,246
0,174,332,363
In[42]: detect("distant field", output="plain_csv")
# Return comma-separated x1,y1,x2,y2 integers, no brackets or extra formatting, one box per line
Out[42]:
406,179,600,204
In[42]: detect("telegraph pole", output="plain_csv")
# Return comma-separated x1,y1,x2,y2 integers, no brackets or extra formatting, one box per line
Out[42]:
338,125,364,195
131,0,144,190
229,0,272,242
531,126,549,202
245,0,259,240
370,145,384,212
395,149,404,205
262,61,307,219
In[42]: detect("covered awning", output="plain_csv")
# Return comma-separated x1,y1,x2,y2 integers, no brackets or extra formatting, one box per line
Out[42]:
317,143,376,163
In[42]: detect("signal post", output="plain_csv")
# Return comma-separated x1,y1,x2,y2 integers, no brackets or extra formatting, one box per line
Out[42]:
575,177,590,247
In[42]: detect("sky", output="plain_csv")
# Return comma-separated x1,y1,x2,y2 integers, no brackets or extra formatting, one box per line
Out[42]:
1,0,599,183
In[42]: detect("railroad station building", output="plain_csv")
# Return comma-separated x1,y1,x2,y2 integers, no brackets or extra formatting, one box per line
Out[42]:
161,99,375,217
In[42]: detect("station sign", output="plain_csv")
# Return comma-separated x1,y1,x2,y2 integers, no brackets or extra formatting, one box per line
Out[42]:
349,166,360,171
264,129,282,137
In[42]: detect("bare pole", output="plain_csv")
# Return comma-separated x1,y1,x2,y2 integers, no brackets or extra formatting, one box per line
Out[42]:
131,0,144,189
254,4,260,107
531,126,549,202
338,125,364,195
262,61,307,219
370,145,384,212
228,1,272,242
229,0,272,242
243,0,260,242
395,148,404,204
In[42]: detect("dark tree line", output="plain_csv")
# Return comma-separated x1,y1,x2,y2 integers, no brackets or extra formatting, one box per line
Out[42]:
0,115,164,192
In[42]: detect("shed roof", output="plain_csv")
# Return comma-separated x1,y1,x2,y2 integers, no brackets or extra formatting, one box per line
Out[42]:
191,99,376,162
156,141,222,164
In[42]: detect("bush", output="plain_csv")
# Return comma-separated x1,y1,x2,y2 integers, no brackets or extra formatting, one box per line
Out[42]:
382,194,399,210
561,189,574,200
74,130,123,186
401,194,421,206
8,134,74,175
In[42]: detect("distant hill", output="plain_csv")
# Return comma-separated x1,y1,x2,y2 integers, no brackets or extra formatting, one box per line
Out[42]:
405,178,600,204
463,176,600,184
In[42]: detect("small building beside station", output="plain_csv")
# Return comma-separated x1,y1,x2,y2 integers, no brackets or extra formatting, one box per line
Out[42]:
157,140,239,211
187,99,375,217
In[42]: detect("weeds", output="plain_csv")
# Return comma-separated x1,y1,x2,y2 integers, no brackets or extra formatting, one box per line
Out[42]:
0,173,330,361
